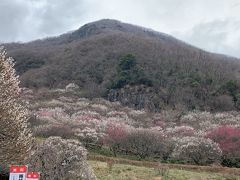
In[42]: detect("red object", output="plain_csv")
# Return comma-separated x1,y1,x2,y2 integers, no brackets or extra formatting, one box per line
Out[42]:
10,165,27,173
206,126,240,155
27,172,40,179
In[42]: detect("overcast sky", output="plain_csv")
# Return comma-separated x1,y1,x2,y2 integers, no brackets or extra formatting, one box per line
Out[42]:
0,0,240,57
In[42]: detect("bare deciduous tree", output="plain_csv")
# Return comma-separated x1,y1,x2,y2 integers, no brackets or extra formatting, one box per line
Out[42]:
121,128,169,159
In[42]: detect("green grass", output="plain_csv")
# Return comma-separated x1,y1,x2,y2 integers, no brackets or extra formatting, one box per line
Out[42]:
89,161,240,180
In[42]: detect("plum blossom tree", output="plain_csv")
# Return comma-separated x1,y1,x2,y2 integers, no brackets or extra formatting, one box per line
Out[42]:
27,137,96,180
171,137,222,165
0,47,32,174
75,127,104,148
206,126,240,167
104,125,127,156
206,126,240,156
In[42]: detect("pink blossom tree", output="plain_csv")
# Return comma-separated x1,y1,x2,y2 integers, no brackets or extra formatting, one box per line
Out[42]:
206,126,240,167
206,126,240,156
104,125,127,156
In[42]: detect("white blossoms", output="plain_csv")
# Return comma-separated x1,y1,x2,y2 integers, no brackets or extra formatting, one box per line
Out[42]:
171,137,222,165
0,47,32,173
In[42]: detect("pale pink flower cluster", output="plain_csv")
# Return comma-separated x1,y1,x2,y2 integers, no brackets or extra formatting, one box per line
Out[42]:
165,125,195,137
36,107,70,123
32,104,135,143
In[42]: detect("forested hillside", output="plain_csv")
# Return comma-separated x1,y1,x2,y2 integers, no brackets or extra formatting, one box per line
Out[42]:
4,19,240,111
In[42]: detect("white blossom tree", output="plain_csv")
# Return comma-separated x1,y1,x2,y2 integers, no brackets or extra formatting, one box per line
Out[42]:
75,127,104,148
27,137,96,180
0,47,32,174
171,137,222,165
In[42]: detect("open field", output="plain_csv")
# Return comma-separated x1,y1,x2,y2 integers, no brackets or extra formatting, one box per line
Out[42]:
88,154,240,180
89,160,240,180
88,154,240,176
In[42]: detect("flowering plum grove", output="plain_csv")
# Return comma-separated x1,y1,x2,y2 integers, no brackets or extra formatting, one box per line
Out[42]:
23,86,240,167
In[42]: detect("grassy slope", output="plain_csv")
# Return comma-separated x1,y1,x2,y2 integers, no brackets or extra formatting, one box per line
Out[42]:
88,154,240,176
89,161,239,180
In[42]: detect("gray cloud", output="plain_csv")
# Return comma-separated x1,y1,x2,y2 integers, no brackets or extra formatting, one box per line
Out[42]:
0,0,240,58
0,0,91,42
174,20,240,57
34,0,89,34
0,0,29,42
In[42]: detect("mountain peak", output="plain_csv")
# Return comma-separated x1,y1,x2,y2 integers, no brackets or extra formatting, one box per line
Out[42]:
5,19,240,112
72,19,124,38
26,19,178,47
87,19,122,26
67,19,176,43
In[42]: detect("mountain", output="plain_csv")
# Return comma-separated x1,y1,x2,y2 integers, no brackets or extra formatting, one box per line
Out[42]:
3,19,240,112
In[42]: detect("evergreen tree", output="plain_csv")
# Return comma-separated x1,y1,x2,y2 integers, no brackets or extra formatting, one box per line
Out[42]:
112,54,152,89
